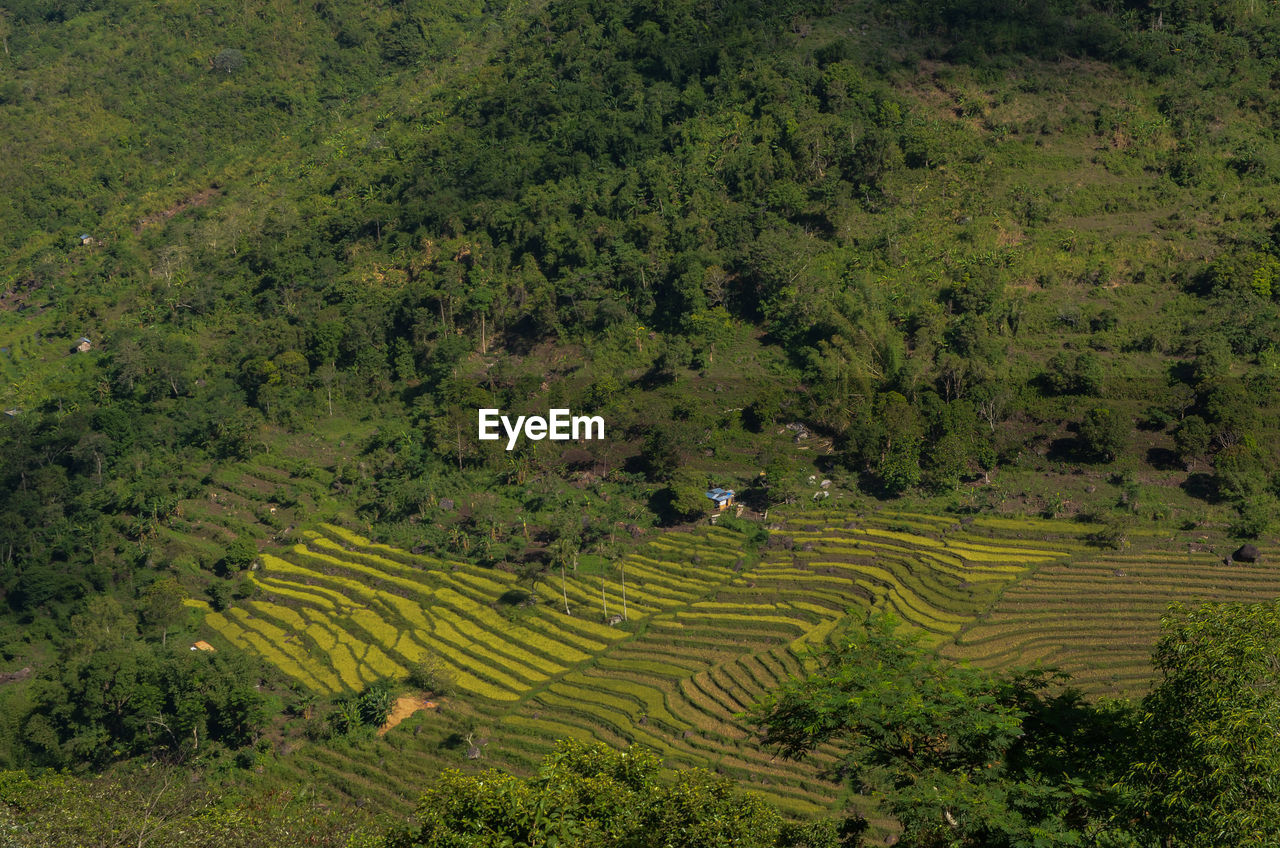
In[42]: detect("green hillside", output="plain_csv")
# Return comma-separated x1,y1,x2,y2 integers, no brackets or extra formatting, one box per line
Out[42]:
6,0,1280,843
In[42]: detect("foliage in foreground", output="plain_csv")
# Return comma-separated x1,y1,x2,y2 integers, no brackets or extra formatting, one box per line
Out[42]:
1121,600,1280,847
750,604,1280,847
7,602,1280,847
386,740,859,848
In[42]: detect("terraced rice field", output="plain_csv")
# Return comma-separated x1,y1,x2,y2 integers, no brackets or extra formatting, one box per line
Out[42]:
198,508,1092,818
949,547,1280,695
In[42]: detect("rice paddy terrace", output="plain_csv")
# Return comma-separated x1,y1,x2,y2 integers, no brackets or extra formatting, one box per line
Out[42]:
948,538,1280,695
190,507,1280,820
185,509,1051,814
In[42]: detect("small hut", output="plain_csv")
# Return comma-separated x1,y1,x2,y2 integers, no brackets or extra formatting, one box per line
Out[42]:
74,337,92,353
705,487,735,511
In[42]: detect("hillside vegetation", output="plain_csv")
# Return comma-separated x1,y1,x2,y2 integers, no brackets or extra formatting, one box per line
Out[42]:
5,0,1280,607
5,0,1280,843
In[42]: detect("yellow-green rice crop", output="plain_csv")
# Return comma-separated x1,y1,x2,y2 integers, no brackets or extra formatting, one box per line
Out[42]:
251,576,338,610
332,644,366,689
306,534,434,581
784,600,844,617
208,610,341,693
290,546,433,598
428,617,538,689
373,590,435,632
445,569,517,595
518,614,608,653
690,601,779,611
347,607,401,652
245,600,309,632
433,588,586,666
789,617,843,652
673,611,806,629
430,607,565,676
359,641,406,679
497,623,592,665
260,553,377,600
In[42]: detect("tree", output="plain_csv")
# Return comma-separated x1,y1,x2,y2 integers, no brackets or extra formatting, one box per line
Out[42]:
1078,405,1126,462
219,538,258,574
743,386,784,432
922,431,968,493
1213,441,1266,501
406,652,455,696
666,468,711,521
140,578,187,646
25,631,270,766
876,392,922,495
641,428,681,483
1041,351,1103,396
748,613,1130,847
1121,601,1280,846
364,681,396,726
757,455,799,508
1173,414,1212,468
385,740,852,848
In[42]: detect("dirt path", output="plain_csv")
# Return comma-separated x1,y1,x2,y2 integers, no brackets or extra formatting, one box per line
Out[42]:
378,695,437,736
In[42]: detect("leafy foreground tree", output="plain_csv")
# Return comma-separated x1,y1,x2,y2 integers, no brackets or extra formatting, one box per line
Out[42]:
748,613,1136,847
751,606,1280,847
386,739,860,848
1120,601,1280,847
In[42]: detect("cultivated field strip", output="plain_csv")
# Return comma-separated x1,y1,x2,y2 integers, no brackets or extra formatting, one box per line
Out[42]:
200,510,1080,814
949,552,1280,695
770,512,1083,647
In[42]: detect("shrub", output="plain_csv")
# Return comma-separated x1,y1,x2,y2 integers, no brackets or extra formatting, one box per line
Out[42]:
207,581,232,612
1043,351,1104,396
1079,406,1126,462
1230,495,1275,539
220,538,258,574
1173,415,1211,467
406,653,455,696
1089,515,1132,549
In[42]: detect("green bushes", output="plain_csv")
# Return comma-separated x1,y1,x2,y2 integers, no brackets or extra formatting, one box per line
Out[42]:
328,679,395,736
1078,406,1127,462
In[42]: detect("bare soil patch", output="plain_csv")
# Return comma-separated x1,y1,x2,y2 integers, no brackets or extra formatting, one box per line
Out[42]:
378,695,438,736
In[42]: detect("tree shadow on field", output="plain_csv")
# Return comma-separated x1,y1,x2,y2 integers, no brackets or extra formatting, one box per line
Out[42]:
1146,447,1181,471
497,588,532,606
440,732,468,751
1047,436,1085,463
1180,472,1221,504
